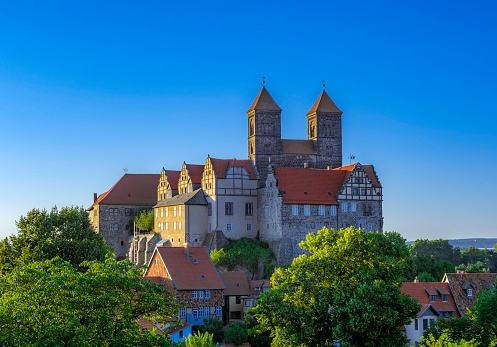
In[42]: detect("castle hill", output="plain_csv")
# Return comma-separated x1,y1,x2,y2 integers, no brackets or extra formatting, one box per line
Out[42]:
0,2,496,346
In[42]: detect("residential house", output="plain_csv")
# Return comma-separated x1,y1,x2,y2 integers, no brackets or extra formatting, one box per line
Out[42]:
401,281,460,346
144,245,226,326
138,317,192,343
219,272,250,322
243,280,272,316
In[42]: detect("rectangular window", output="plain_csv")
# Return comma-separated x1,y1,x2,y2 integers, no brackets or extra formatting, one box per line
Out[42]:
319,205,325,216
205,290,210,298
208,223,211,232
225,202,233,215
304,205,310,216
351,203,357,212
273,223,276,230
368,223,372,231
155,210,158,218
245,203,253,216
125,208,133,216
361,189,366,195
331,206,337,216
193,310,198,320
208,203,212,216
165,222,168,230
179,221,182,229
415,319,418,330
165,207,168,217
292,205,298,216
236,296,241,304
204,307,209,317
192,291,197,299
358,222,363,229
353,188,358,195
174,222,177,230
110,223,119,231
247,223,252,231
199,290,204,299
442,294,448,302
430,295,436,302
110,208,118,216
198,307,203,318
226,223,232,231
265,206,269,218
216,306,222,316
167,191,172,198
341,203,348,212
161,208,164,218
174,207,177,216
423,319,428,330
181,308,186,318
179,206,182,216
467,289,473,297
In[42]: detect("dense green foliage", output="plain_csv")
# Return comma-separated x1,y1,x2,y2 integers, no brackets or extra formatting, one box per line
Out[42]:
210,237,276,278
0,257,177,346
250,227,420,347
134,208,155,232
410,239,497,280
421,334,479,346
0,206,110,273
197,318,224,343
225,322,249,345
184,331,217,347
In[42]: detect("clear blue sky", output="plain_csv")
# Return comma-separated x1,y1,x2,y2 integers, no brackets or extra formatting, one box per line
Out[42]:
1,0,496,242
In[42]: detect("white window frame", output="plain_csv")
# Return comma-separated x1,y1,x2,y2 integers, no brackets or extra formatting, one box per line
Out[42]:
292,205,298,216
165,207,168,217
226,223,232,232
351,203,357,212
161,208,163,217
166,222,169,230
331,206,337,216
193,309,198,320
155,210,158,218
368,223,372,231
174,206,177,216
304,205,310,216
192,290,197,299
181,307,186,318
319,205,325,216
341,203,348,212
199,290,204,299
247,223,252,231
179,221,182,229
204,307,209,317
179,206,182,216
216,306,222,317
205,290,210,298
174,222,177,230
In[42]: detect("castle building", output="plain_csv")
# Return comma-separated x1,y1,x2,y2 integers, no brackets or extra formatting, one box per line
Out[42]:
91,86,383,264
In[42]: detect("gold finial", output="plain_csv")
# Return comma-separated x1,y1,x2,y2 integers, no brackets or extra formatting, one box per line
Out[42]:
322,79,325,90
123,168,128,173
262,76,265,85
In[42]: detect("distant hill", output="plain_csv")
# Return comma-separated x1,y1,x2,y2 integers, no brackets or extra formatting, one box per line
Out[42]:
406,238,497,250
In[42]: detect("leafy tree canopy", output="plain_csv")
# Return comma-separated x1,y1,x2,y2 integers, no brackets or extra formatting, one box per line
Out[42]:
456,261,490,273
0,206,110,272
134,209,155,232
0,257,177,346
249,227,421,347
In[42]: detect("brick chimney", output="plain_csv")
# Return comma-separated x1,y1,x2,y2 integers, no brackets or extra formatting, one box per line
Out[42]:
184,243,190,258
94,193,98,203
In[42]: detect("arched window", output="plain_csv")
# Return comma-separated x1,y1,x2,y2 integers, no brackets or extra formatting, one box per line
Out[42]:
250,143,254,154
309,121,315,138
249,120,254,136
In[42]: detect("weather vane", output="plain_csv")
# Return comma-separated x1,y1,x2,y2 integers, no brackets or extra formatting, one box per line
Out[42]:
262,76,265,85
348,154,355,165
322,79,325,90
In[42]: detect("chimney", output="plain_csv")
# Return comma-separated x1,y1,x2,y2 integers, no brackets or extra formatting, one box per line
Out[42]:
304,162,308,169
183,243,189,258
327,166,330,170
457,270,465,274
94,193,98,203
414,276,419,283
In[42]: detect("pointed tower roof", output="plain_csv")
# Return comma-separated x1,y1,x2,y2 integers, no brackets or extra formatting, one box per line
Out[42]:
307,90,342,115
247,86,282,113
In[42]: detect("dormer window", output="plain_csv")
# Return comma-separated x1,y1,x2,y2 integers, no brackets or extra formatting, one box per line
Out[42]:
430,295,436,302
467,288,473,298
442,294,448,302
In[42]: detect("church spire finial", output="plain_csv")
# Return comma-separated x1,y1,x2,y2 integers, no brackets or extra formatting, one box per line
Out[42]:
262,76,265,85
322,79,325,90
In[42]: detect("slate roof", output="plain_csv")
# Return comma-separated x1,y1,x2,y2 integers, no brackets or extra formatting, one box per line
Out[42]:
281,139,316,155
443,273,497,316
88,174,160,209
152,246,226,290
184,164,204,184
274,167,347,205
154,188,207,208
219,272,250,296
210,157,257,179
307,90,342,115
247,86,282,113
401,282,460,318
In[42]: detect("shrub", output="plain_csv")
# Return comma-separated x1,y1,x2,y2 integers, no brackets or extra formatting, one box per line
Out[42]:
197,318,224,343
224,322,248,345
134,209,154,232
210,249,226,267
184,331,217,347
250,335,272,347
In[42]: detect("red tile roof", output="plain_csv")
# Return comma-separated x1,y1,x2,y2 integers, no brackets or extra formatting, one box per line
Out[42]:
274,167,347,204
164,170,181,190
247,280,272,297
401,282,460,318
153,247,225,290
247,86,282,113
219,272,250,296
307,90,342,115
362,165,381,188
138,318,165,335
210,158,257,179
185,164,205,184
89,174,160,209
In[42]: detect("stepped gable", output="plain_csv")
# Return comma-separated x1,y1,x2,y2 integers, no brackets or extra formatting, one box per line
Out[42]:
184,164,205,183
307,90,342,115
150,246,226,290
219,272,250,296
163,169,181,189
210,157,257,179
281,139,316,155
401,282,460,318
89,174,160,208
154,188,207,208
247,86,282,113
274,167,347,205
443,273,497,316
333,163,382,188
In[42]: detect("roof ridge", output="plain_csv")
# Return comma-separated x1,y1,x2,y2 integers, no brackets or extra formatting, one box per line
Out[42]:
307,90,342,115
247,86,282,113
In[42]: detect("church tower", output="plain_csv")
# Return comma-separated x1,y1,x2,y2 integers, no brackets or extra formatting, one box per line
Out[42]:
247,86,282,184
306,89,343,169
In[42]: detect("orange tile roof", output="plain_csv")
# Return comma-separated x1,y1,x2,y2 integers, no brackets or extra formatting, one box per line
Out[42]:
362,165,381,188
138,318,165,335
185,164,204,184
281,139,316,155
219,272,250,296
89,174,160,209
164,170,181,190
274,167,347,204
247,280,272,297
247,86,282,113
150,247,226,290
307,90,342,115
401,282,460,318
210,157,257,179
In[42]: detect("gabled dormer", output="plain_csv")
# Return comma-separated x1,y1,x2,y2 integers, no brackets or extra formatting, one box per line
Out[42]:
462,282,476,298
178,163,204,195
334,163,382,201
425,287,438,302
157,168,181,202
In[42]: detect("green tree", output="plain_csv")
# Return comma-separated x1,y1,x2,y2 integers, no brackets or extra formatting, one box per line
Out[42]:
184,331,217,347
456,261,489,273
249,227,421,347
225,322,249,345
134,208,155,232
0,257,177,346
198,318,224,343
421,333,479,346
0,206,110,272
411,239,460,265
417,271,437,282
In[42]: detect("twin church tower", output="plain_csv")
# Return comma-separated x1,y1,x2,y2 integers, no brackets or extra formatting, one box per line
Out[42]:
247,86,343,183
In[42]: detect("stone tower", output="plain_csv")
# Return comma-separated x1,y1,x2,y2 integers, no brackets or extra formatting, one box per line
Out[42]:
306,90,343,169
247,86,282,184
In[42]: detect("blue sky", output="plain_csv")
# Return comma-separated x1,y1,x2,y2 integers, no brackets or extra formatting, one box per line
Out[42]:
0,0,496,242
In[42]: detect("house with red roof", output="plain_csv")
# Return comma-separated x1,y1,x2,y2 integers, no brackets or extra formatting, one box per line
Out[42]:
219,272,250,321
87,173,160,259
144,245,226,326
243,280,272,316
401,281,460,346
